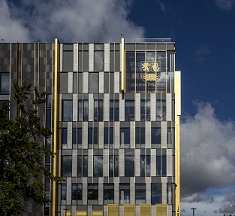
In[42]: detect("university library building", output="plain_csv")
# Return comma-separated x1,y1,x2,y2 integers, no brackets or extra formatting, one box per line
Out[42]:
0,38,181,216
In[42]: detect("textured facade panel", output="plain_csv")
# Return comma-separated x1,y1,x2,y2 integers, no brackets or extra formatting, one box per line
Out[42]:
151,149,156,176
114,183,119,204
103,94,109,121
72,150,77,177
73,43,78,72
104,44,110,72
73,94,78,121
114,72,120,93
99,72,104,93
119,149,125,176
68,72,73,93
150,94,156,122
135,149,140,177
130,178,135,204
60,44,63,72
98,181,104,205
166,94,172,121
162,183,167,204
89,94,94,121
130,121,135,149
99,122,104,149
67,122,72,149
119,94,125,121
89,44,94,72
145,122,151,149
83,72,89,93
83,122,88,149
167,149,173,176
103,149,109,176
83,180,87,205
114,122,120,149
88,149,93,177
66,178,72,206
161,122,167,148
135,93,140,121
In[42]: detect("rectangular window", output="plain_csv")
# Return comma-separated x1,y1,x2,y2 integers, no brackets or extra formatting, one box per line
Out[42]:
72,127,77,149
125,100,135,121
78,100,83,121
62,128,67,149
78,128,82,149
119,183,130,204
140,100,145,121
135,183,146,204
146,155,151,177
110,100,119,121
72,183,82,201
146,99,151,121
0,73,10,94
61,183,66,200
140,155,151,177
62,156,72,177
83,155,88,177
88,183,98,205
62,100,72,122
94,50,104,71
77,156,82,177
114,155,119,177
93,156,103,177
140,155,145,177
151,183,162,204
135,127,145,148
151,127,161,148
94,99,103,121
125,155,134,177
88,127,93,148
104,183,114,204
109,156,113,177
83,100,88,121
156,155,166,176
120,128,130,148
156,99,166,121
104,127,113,149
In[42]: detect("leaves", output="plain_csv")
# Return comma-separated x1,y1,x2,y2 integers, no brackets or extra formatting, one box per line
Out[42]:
0,82,60,216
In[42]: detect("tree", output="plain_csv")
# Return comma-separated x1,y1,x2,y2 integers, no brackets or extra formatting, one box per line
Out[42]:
0,82,59,215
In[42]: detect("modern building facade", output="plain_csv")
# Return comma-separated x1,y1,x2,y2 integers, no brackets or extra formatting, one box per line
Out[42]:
0,38,181,216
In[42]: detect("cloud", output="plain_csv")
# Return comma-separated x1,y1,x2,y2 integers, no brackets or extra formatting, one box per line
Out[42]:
1,0,144,42
195,46,210,63
181,102,235,198
182,193,214,203
219,204,235,213
215,0,235,10
156,0,167,11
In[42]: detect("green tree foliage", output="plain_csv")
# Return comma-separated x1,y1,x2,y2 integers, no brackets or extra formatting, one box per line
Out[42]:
0,82,58,215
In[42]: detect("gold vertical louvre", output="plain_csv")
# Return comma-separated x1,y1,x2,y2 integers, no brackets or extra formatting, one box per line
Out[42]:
124,204,135,216
174,71,181,216
140,204,151,216
121,37,126,93
108,204,119,216
52,38,59,216
65,210,71,216
156,204,167,216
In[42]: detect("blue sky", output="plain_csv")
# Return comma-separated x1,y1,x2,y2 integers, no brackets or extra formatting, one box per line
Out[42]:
1,0,235,215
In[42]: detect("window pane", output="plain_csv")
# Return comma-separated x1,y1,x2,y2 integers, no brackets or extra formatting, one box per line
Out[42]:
62,156,72,177
62,100,72,122
93,156,103,177
125,100,135,121
119,183,130,204
136,127,145,148
72,128,76,149
88,183,98,205
140,100,145,121
72,183,82,200
78,128,82,149
62,128,67,149
114,155,119,177
146,155,151,177
146,99,151,121
125,155,134,177
110,127,113,147
0,73,10,94
140,155,145,177
162,155,166,176
83,156,88,177
104,183,114,204
88,127,93,148
151,127,161,148
83,100,88,121
156,156,161,176
135,183,146,204
61,183,66,200
120,128,130,148
109,156,113,177
78,100,83,121
94,51,104,71
94,127,98,148
151,183,162,204
77,156,82,177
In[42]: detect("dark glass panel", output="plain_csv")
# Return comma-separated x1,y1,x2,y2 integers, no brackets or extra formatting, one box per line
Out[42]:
151,183,162,204
125,155,134,177
135,183,146,204
62,100,73,122
62,156,72,177
104,183,114,204
93,156,103,177
125,100,134,121
72,183,82,200
119,183,130,204
120,128,130,148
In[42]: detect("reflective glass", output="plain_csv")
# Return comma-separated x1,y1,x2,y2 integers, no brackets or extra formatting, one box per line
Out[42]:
0,73,9,94
120,128,130,148
136,52,145,92
83,156,88,177
72,183,82,200
78,128,82,148
135,183,146,204
135,127,145,148
162,155,166,176
93,156,103,177
156,156,161,176
104,183,114,204
109,156,113,177
125,155,134,177
83,100,88,121
140,155,145,177
62,156,72,177
62,128,67,149
88,183,98,205
119,183,130,204
110,100,119,121
114,155,119,177
61,183,66,200
125,100,134,121
62,100,72,122
146,155,151,177
77,156,82,177
126,52,135,92
151,127,161,148
151,183,162,204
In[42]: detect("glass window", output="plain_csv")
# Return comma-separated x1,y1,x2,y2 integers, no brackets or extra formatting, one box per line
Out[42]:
120,128,130,148
93,156,103,177
140,155,151,177
125,100,135,121
94,51,104,71
162,155,166,176
89,73,99,93
0,73,10,94
140,100,145,121
88,127,93,148
104,127,113,149
72,128,76,149
88,183,98,205
140,155,145,177
151,183,162,204
114,155,119,177
104,183,114,204
77,156,82,177
110,100,119,121
46,109,51,129
119,183,130,204
146,99,151,121
126,52,135,92
151,127,161,148
135,183,146,204
62,156,72,177
62,128,67,149
94,99,103,121
156,99,166,121
125,155,134,177
156,155,166,176
61,183,66,200
72,183,82,200
83,155,88,177
156,156,161,176
167,183,173,204
94,127,98,148
62,100,72,122
146,155,151,177
136,52,145,93
109,156,113,177
78,128,82,149
78,100,83,121
46,94,52,108
83,100,88,121
135,127,145,148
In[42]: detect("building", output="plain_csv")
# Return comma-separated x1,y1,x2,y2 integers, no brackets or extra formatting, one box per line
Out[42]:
0,38,181,216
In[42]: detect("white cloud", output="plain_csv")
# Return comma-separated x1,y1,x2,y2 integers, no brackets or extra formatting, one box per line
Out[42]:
195,46,210,63
156,0,167,11
215,0,235,10
1,0,144,42
181,102,235,198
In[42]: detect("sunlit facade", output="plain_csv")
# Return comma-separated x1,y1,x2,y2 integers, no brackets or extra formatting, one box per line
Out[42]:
0,38,181,216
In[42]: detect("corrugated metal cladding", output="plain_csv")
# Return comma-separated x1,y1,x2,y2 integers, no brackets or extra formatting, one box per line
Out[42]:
0,40,180,216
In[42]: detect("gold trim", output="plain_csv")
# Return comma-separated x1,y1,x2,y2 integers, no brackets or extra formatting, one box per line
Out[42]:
174,71,181,216
121,37,126,93
52,38,59,216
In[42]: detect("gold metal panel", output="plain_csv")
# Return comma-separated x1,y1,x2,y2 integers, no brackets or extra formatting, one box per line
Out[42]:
140,204,151,216
76,211,87,216
124,204,135,216
156,204,167,216
92,210,103,216
108,204,119,216
52,38,60,216
65,210,71,216
121,37,126,93
174,71,181,216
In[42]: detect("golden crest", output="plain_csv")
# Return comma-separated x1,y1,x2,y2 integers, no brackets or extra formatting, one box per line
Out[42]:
141,62,160,82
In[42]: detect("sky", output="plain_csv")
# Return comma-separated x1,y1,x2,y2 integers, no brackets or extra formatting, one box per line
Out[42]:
1,0,235,215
